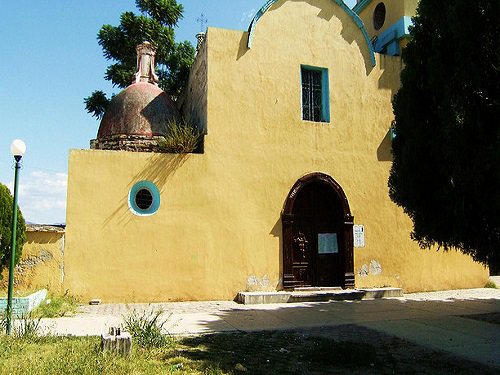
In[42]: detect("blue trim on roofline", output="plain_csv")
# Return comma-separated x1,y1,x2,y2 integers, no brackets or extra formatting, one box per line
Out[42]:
247,0,376,67
372,16,413,56
352,0,372,14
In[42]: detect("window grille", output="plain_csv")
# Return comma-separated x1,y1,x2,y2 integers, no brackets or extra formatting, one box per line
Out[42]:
302,69,323,122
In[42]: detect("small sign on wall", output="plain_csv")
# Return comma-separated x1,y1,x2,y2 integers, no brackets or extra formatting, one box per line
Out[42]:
353,225,365,248
318,233,339,254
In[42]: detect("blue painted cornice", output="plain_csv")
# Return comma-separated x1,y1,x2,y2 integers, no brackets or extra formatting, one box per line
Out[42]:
247,0,376,67
352,0,372,14
372,16,413,55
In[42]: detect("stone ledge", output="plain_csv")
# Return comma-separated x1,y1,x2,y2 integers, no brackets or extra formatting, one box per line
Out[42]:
237,287,403,305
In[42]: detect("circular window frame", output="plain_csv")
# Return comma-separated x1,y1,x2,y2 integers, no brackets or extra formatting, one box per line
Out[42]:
373,2,386,31
128,181,160,216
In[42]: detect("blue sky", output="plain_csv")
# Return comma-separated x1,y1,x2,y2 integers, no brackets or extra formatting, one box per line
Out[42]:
0,0,356,224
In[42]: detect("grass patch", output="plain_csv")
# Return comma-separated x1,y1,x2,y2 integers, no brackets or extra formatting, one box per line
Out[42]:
0,329,497,374
158,119,201,153
32,291,80,318
123,308,174,349
484,280,497,289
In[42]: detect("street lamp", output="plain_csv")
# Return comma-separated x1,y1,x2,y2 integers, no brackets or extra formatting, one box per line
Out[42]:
5,139,26,335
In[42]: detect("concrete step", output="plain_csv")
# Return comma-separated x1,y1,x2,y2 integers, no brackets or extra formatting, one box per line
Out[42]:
237,287,403,305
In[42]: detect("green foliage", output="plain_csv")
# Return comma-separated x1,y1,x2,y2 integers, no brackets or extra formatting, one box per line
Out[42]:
84,91,110,120
84,0,195,119
0,311,6,332
13,313,42,339
0,183,26,277
33,291,80,318
158,119,201,153
122,308,173,348
389,0,500,267
484,281,497,289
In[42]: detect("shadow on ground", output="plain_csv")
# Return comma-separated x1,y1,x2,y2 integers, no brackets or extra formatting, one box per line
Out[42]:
175,325,497,375
157,296,500,374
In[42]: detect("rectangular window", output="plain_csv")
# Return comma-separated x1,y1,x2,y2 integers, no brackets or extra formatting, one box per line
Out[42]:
301,66,330,122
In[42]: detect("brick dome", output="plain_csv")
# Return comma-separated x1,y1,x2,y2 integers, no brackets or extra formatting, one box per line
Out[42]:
96,82,180,139
90,42,181,152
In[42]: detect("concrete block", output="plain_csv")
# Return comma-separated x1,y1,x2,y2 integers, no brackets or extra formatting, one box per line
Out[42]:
101,327,132,356
237,291,291,304
359,288,403,299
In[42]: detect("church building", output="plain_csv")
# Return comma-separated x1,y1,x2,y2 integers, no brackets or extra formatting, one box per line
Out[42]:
62,0,488,302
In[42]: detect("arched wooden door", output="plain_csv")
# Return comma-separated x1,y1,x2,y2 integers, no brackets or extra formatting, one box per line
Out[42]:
282,173,354,289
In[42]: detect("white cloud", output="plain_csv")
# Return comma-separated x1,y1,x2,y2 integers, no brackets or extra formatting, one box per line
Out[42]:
7,170,67,224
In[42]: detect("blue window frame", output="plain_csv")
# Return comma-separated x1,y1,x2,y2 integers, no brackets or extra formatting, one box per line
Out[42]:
301,65,330,123
128,181,160,216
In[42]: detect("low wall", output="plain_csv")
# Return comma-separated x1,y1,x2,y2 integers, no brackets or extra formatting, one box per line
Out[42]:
0,289,47,317
0,225,65,294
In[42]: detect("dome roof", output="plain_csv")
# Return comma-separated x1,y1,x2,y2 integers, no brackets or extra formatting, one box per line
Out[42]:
97,82,180,139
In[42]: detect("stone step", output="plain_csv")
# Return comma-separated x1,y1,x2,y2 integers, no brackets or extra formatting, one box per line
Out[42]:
237,287,403,305
294,287,342,292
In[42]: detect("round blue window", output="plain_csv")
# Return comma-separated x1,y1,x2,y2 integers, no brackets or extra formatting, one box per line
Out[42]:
128,181,160,216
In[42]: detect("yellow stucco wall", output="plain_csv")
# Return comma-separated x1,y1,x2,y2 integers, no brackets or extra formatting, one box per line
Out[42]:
64,0,487,302
1,228,64,294
179,34,208,134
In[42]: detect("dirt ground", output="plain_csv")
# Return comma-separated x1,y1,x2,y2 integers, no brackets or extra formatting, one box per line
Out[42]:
178,324,499,374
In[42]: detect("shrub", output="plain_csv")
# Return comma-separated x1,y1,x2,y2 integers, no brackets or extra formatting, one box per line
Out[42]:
13,313,42,338
122,308,173,348
0,183,26,277
484,281,497,289
158,120,201,153
33,290,80,318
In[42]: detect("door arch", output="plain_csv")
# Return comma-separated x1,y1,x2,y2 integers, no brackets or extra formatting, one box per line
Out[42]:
282,172,354,289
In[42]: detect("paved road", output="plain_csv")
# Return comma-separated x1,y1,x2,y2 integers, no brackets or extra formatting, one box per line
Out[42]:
38,288,500,368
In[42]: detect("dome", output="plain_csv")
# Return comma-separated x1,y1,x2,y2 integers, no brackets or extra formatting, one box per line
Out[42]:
97,82,180,139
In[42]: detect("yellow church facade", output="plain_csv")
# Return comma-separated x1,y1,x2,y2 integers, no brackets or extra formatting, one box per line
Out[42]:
62,0,487,302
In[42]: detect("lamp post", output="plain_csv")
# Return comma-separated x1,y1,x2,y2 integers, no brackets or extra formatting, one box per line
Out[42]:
5,139,26,335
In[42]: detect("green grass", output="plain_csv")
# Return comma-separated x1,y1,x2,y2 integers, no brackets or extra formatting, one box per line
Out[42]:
123,308,174,349
0,329,497,374
32,291,80,318
158,119,201,153
484,281,498,289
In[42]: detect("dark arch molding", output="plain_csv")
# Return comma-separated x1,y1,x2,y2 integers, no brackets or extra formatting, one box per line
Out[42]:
281,172,355,289
283,172,352,218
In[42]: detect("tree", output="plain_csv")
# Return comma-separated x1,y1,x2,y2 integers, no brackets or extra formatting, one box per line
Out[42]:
0,183,26,277
389,0,500,269
84,0,195,119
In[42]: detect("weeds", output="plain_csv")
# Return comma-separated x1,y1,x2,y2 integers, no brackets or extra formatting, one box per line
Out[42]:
0,311,6,332
0,311,42,338
485,281,498,289
158,119,201,153
33,290,80,318
122,308,173,349
13,313,42,338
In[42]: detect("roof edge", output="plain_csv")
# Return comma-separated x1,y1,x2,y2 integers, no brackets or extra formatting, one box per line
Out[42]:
247,0,376,67
352,0,372,14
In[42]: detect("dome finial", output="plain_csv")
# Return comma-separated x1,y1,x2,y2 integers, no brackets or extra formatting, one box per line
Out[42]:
134,42,159,85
